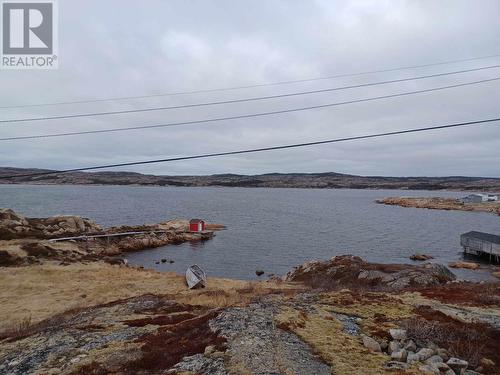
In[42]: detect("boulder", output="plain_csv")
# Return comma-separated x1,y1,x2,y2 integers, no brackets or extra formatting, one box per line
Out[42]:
404,339,417,352
426,355,444,365
417,348,436,361
361,335,382,352
384,361,409,370
407,351,421,364
391,349,408,362
410,254,434,261
283,255,456,290
449,262,480,270
389,329,407,341
447,358,468,374
388,340,401,354
419,364,440,374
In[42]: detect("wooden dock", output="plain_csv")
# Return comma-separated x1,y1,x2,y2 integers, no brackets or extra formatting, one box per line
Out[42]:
48,230,168,242
460,231,500,263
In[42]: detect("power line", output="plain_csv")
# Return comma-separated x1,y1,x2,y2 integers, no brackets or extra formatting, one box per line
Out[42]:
2,77,499,141
1,53,500,109
2,64,500,124
1,117,498,180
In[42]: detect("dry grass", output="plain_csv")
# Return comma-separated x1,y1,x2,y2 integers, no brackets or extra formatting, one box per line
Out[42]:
275,306,416,375
318,290,414,339
0,262,259,332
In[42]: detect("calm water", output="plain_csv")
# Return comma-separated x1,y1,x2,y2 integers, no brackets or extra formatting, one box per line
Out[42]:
1,184,499,281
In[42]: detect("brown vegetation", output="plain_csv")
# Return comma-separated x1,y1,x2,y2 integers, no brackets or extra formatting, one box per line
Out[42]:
125,310,226,373
403,306,500,372
415,282,500,307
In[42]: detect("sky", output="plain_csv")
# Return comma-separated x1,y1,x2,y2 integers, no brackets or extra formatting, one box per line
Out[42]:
0,0,499,177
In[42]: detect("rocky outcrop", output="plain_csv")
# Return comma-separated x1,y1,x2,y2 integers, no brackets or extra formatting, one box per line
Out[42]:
449,261,480,270
377,197,500,216
0,209,218,266
0,208,102,240
283,255,456,290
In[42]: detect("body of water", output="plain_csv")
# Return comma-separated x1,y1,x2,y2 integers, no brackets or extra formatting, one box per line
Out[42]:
1,184,498,280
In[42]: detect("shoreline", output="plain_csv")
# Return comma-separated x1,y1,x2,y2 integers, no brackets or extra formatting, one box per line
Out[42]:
377,197,500,216
0,181,497,194
1,209,500,374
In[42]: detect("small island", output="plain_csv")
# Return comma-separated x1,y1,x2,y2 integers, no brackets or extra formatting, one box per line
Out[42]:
377,196,500,216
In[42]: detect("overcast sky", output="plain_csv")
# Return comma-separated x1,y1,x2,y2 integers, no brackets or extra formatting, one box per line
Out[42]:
1,0,499,177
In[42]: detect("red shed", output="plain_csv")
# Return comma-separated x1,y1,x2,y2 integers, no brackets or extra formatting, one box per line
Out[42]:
189,219,206,232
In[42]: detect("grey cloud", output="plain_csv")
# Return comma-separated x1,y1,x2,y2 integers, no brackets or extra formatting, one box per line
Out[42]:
0,0,499,177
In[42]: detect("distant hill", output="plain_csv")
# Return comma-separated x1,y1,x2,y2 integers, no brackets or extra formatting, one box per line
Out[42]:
0,167,499,191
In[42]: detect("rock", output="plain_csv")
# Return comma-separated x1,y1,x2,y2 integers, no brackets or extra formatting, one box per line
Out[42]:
419,364,440,374
447,358,469,373
492,271,500,279
255,270,265,276
464,371,482,375
437,348,450,361
433,363,454,375
385,361,409,370
407,352,421,364
361,335,382,352
410,253,434,261
283,255,456,290
379,339,388,350
210,351,225,359
448,262,480,270
426,355,444,365
204,345,216,356
391,349,408,362
417,348,436,361
388,340,401,354
404,339,417,352
389,328,407,341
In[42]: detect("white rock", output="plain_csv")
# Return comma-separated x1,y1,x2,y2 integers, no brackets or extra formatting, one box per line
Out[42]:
447,357,468,373
407,351,421,364
419,364,440,374
388,340,401,354
361,335,382,352
426,355,444,365
418,348,436,361
385,361,409,370
404,339,417,352
391,349,408,362
389,328,407,341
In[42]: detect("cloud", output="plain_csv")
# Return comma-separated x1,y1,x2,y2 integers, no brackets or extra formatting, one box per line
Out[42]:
0,0,499,177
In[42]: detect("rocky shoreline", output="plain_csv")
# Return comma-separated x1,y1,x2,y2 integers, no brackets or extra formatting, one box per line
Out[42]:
0,209,499,374
377,197,500,216
0,208,217,267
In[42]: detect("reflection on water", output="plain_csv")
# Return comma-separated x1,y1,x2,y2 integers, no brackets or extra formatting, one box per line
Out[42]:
1,184,498,280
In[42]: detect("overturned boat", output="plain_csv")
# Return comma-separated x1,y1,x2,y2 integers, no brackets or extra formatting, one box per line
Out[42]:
186,264,207,289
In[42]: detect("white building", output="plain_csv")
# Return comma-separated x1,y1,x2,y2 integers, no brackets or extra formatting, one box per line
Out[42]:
459,193,498,203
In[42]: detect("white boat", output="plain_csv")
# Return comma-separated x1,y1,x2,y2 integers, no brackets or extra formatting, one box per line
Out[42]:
186,264,207,289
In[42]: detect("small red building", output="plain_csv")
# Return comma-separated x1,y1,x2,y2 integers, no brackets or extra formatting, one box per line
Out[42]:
189,219,206,232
